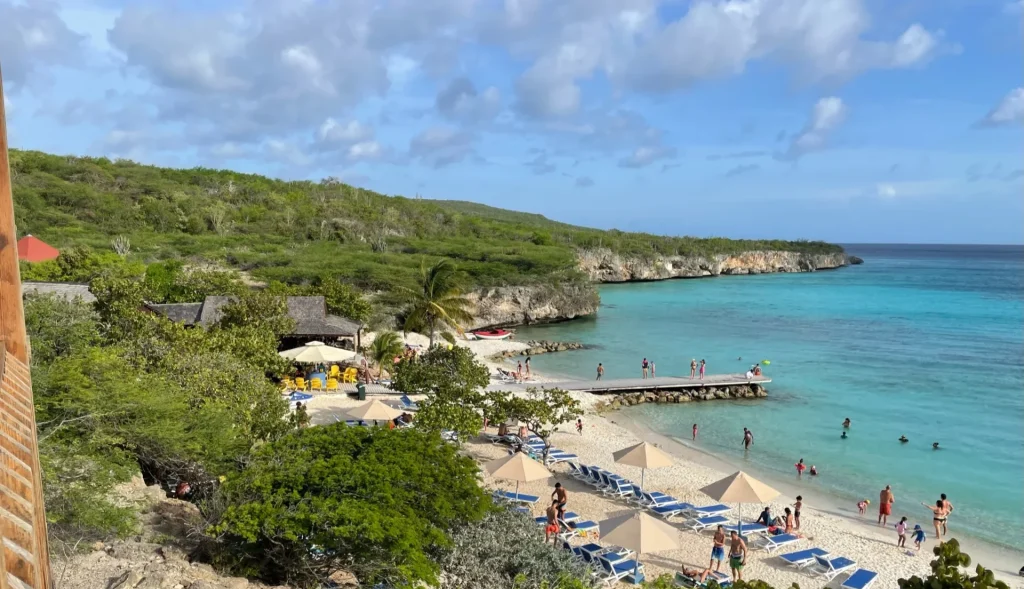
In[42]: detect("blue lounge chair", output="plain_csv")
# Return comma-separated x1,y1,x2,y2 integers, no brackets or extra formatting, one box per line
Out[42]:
760,533,800,553
690,504,731,517
493,490,540,505
812,554,858,581
686,514,731,531
777,547,829,568
633,487,674,505
597,556,644,586
674,570,732,588
650,502,694,519
561,540,585,560
579,544,633,565
536,512,579,525
841,568,878,589
559,518,599,539
568,462,586,479
722,522,769,536
604,478,634,498
399,394,419,411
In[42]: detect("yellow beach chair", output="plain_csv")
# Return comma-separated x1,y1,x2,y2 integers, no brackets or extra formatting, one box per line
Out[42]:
310,378,324,391
329,365,341,380
326,378,339,392
342,368,358,384
294,377,307,391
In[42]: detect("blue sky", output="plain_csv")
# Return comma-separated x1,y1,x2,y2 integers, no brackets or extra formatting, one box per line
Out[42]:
3,0,1022,244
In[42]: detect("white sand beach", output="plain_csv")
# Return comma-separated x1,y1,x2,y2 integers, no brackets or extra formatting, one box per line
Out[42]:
303,334,1024,588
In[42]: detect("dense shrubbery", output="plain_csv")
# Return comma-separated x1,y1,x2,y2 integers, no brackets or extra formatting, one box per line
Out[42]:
209,424,490,587
12,149,842,294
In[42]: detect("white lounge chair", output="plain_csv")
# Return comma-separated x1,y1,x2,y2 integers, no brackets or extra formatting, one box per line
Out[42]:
559,517,599,540
722,522,769,537
841,568,878,589
536,512,580,525
686,514,731,531
674,569,732,588
812,554,858,581
777,547,829,568
597,556,643,586
493,490,540,505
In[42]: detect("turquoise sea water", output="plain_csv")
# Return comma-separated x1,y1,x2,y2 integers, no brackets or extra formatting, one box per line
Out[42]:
515,245,1024,550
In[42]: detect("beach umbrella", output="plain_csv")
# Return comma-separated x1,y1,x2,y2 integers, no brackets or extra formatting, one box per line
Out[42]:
612,441,673,492
599,511,679,582
700,471,779,537
346,399,403,423
279,341,356,364
484,452,551,498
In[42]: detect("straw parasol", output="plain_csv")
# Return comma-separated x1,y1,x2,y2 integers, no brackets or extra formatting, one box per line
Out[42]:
484,452,551,498
346,399,403,423
699,471,779,536
279,341,356,364
599,511,679,582
612,441,673,492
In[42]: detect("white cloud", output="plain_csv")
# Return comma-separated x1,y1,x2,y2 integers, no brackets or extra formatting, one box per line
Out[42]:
876,183,897,197
317,119,374,144
347,141,383,161
0,1,84,90
978,88,1024,127
781,96,848,160
618,145,677,168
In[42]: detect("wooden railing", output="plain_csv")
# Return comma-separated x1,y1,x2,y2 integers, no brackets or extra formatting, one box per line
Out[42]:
0,64,53,588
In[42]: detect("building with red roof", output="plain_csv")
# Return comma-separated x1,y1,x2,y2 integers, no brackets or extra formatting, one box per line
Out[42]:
16,235,60,263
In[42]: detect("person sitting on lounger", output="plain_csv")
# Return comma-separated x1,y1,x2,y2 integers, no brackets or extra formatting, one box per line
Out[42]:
756,506,773,527
681,567,715,584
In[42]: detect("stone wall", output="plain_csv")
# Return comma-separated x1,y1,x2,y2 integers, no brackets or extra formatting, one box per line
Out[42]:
594,383,767,411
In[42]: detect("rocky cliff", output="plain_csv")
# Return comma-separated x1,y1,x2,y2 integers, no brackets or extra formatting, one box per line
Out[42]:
575,248,849,282
466,282,600,329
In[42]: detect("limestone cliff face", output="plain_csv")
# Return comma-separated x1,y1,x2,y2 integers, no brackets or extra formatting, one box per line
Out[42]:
575,248,849,282
466,283,600,329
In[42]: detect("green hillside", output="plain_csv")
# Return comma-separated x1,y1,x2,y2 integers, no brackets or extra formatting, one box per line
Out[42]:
11,149,841,292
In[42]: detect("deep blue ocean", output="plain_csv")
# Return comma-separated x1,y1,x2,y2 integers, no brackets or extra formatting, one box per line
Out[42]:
516,244,1024,550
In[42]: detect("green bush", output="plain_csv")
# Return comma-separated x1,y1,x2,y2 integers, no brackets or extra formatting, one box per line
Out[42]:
209,424,491,587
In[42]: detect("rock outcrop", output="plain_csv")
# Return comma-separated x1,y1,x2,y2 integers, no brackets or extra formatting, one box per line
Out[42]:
575,249,849,282
467,283,599,329
593,384,768,411
491,340,586,358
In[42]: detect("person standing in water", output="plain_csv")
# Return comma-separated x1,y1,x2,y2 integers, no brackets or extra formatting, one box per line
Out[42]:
795,459,806,476
692,423,699,440
524,356,531,376
878,485,895,526
690,359,697,379
939,494,954,536
842,418,851,428
596,363,604,380
699,359,706,379
742,428,753,450
642,358,649,379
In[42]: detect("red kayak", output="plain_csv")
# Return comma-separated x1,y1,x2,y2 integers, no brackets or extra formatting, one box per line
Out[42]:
473,329,513,340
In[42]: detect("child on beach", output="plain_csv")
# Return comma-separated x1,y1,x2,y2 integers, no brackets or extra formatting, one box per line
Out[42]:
896,517,908,548
576,418,583,435
857,499,870,515
912,524,926,550
795,459,806,476
692,423,698,440
793,496,803,530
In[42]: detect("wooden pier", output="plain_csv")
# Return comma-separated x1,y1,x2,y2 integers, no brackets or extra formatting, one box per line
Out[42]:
482,373,771,394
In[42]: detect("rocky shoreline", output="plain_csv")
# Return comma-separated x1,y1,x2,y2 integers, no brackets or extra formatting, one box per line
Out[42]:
594,383,768,411
490,339,586,359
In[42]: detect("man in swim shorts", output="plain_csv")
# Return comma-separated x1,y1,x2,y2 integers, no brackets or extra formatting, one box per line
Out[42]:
709,525,726,571
552,483,568,520
940,493,954,535
728,531,747,581
544,500,560,544
878,485,895,526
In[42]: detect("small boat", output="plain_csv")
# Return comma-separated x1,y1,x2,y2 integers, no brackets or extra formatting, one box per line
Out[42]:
472,329,513,340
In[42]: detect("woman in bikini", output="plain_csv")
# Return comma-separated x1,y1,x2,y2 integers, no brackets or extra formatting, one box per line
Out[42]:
923,500,949,544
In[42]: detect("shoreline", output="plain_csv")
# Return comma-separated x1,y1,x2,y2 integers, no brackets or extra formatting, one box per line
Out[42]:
611,411,1024,584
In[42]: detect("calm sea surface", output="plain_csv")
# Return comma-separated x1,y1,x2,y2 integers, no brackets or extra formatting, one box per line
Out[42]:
516,244,1024,549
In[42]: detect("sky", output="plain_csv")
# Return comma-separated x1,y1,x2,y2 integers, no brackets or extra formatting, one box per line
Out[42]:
2,0,1023,244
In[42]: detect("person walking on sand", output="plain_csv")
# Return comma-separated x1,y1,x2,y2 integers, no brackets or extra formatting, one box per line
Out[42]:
923,500,949,544
596,363,604,380
699,359,706,380
692,423,698,441
896,516,909,548
576,418,583,435
525,356,531,376
516,360,523,379
642,357,649,379
728,530,747,582
878,485,895,526
742,428,753,450
544,500,559,545
709,525,726,572
940,493,953,535
690,359,697,379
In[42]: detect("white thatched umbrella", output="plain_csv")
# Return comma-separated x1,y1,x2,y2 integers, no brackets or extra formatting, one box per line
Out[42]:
279,341,356,364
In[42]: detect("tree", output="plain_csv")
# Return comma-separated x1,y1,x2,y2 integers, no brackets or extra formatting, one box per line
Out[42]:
217,290,294,335
898,539,1009,589
487,387,581,461
315,276,373,323
402,258,473,347
90,273,151,342
24,294,100,365
209,424,490,587
392,345,490,440
367,331,404,378
441,508,595,589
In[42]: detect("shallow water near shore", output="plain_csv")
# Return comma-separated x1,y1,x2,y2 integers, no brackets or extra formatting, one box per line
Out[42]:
516,244,1024,551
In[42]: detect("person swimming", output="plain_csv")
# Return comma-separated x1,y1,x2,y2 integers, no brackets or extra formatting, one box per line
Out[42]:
842,418,851,428
809,465,818,476
841,431,848,439
899,435,909,443
932,442,940,450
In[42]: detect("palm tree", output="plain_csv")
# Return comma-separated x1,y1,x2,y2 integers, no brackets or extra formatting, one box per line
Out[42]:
402,258,473,348
367,331,404,378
